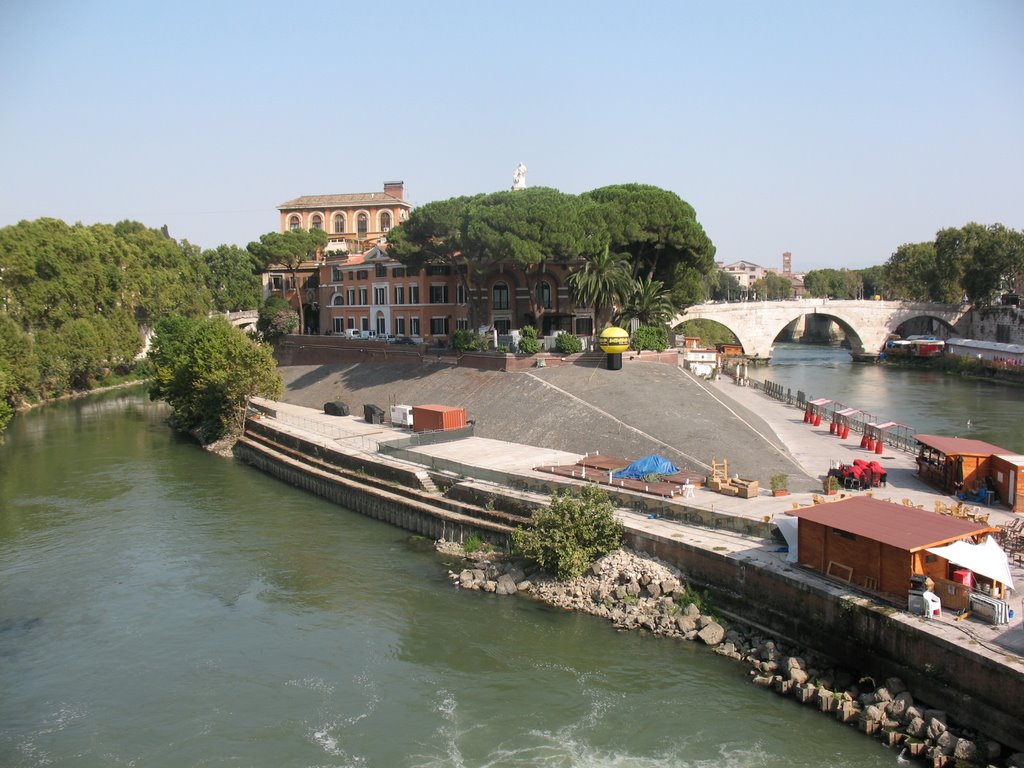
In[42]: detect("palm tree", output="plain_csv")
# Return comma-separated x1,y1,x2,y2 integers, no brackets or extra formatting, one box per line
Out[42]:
615,277,675,326
569,246,632,331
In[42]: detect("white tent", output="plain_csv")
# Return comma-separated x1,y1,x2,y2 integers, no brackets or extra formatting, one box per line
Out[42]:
925,535,1015,591
774,516,799,563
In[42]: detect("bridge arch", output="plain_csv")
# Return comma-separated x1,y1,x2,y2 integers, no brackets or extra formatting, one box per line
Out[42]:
670,299,969,360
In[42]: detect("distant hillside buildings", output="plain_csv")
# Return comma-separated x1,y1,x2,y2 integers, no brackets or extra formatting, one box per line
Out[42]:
717,251,805,298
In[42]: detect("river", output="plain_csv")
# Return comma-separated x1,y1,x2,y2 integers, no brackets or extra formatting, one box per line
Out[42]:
4,361,1007,767
746,343,1024,454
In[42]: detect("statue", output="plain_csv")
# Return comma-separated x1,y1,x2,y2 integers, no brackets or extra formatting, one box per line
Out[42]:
512,161,527,191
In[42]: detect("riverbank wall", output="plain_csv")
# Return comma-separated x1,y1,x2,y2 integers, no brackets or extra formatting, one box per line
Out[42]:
236,410,1024,752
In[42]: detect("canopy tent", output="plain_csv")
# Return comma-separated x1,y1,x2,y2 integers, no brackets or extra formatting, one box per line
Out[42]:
925,536,1015,591
774,516,799,563
613,454,679,480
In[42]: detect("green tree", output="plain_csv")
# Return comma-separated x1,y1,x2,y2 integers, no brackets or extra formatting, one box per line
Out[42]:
933,226,970,303
386,195,487,327
615,278,675,326
462,188,602,328
511,484,624,580
582,184,716,288
711,271,742,302
883,242,935,301
148,315,283,443
954,223,1024,306
256,296,299,342
247,228,327,334
568,245,631,331
751,272,794,301
204,244,263,311
857,265,886,299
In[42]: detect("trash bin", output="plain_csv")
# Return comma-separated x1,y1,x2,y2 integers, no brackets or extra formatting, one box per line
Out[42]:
324,401,349,417
363,404,384,425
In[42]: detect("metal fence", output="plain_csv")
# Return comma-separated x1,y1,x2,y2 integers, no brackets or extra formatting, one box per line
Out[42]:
748,378,917,454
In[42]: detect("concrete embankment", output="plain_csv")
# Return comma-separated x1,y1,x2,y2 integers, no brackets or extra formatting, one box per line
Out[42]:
277,359,821,492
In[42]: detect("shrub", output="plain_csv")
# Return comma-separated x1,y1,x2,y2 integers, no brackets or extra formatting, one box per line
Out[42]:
511,484,624,580
770,473,789,492
555,333,583,354
451,328,486,352
257,296,298,342
517,325,541,354
632,325,668,351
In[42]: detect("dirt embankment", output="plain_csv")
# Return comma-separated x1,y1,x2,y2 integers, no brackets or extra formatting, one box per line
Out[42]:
278,360,818,492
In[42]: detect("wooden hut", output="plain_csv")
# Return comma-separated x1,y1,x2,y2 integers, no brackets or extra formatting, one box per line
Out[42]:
915,435,1024,512
786,497,998,600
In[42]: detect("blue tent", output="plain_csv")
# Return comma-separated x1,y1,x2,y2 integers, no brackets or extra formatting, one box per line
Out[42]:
613,454,679,480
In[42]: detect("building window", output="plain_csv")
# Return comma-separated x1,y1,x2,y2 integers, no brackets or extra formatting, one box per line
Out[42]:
333,317,343,334
537,281,552,309
395,317,405,335
347,317,355,330
430,317,449,335
409,284,420,304
288,216,300,231
410,317,420,336
395,286,405,305
361,317,369,332
426,264,451,276
356,270,369,280
456,284,467,305
310,214,323,230
270,274,284,291
380,212,392,232
493,282,509,310
332,266,344,282
375,264,387,278
429,284,449,304
357,213,368,237
392,267,406,278
333,214,346,234
575,316,593,335
359,288,368,305
456,318,469,330
376,314,386,335
374,287,386,305
347,288,355,305
494,318,511,334
331,294,344,306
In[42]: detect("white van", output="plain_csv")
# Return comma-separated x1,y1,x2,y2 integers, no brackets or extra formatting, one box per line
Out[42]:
343,329,360,340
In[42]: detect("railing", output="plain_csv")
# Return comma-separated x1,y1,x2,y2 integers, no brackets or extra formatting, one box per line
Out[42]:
747,378,918,454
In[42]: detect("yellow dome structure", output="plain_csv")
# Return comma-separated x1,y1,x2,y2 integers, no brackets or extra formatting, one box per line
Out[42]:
598,327,630,355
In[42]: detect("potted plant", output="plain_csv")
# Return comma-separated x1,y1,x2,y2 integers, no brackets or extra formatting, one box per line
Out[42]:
823,475,840,495
770,473,789,497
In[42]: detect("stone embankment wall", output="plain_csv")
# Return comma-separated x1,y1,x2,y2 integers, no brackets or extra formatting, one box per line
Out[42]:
449,548,1021,767
622,527,1024,754
962,306,1024,345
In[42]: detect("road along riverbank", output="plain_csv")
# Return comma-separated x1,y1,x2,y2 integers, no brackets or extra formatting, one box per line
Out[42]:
243,371,1024,755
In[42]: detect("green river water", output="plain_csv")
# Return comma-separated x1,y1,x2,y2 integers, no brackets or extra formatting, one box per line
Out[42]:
0,384,916,767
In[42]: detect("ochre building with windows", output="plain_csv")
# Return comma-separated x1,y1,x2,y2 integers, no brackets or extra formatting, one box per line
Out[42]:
267,181,598,344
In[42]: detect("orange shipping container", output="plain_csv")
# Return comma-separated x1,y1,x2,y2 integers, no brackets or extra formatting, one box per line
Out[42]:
412,404,468,433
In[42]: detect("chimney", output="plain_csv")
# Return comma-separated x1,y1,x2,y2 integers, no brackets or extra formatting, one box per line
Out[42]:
383,180,404,200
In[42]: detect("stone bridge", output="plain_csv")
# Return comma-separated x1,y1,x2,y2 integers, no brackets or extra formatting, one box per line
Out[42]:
671,298,970,360
219,310,259,330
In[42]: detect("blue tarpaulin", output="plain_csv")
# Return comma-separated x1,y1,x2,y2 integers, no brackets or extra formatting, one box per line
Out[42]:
613,454,679,480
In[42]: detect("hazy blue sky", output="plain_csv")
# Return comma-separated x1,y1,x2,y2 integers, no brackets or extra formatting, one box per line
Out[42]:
1,1,1021,270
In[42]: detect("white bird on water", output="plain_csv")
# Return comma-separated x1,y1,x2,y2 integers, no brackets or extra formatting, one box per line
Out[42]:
967,419,972,429
897,747,911,764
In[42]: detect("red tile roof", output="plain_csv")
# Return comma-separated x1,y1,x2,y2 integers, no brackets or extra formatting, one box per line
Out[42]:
786,496,996,551
915,434,1011,457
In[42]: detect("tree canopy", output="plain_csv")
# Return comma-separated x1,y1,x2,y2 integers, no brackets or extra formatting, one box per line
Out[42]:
247,228,327,333
581,184,716,285
148,315,282,443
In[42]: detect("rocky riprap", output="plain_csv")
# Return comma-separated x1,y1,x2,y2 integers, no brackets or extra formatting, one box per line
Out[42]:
441,544,1021,768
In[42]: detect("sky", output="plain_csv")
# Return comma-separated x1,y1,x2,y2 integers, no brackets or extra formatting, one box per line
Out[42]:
1,1,1021,271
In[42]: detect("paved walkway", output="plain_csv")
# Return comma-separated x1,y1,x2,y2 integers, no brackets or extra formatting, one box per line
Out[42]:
251,380,1024,661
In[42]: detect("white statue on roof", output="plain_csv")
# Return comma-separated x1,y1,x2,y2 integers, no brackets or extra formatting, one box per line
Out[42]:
512,162,527,191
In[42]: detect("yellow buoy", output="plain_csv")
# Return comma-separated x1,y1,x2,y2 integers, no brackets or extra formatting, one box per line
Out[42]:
598,327,630,355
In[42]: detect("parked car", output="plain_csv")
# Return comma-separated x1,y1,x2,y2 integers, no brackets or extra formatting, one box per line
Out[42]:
392,336,418,345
